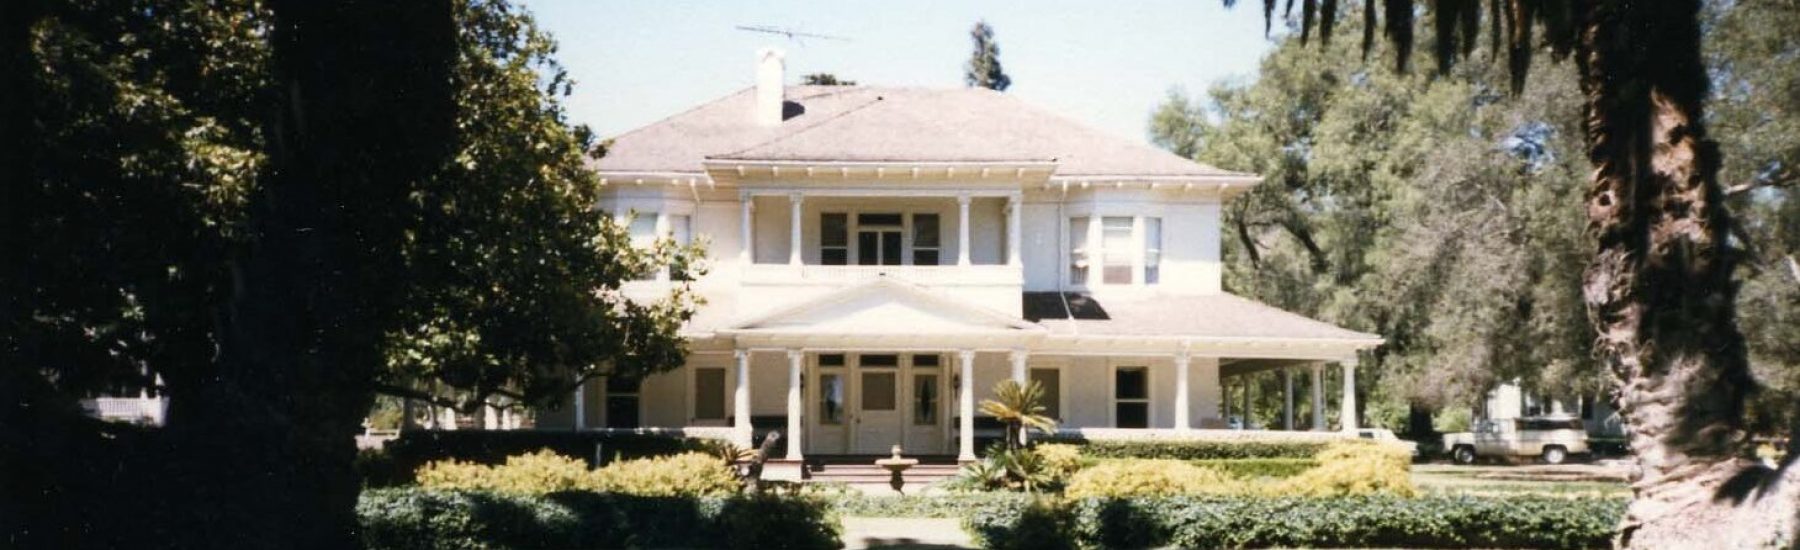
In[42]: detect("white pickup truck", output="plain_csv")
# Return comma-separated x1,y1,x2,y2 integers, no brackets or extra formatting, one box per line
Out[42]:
1443,416,1590,464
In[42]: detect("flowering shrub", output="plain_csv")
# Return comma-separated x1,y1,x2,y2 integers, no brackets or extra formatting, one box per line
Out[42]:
1273,440,1417,497
414,449,737,497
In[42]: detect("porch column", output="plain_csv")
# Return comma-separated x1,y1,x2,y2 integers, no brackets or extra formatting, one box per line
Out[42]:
1174,352,1192,432
958,349,976,461
735,350,753,447
739,194,754,265
1283,369,1295,430
1340,357,1359,431
1311,363,1326,431
786,349,804,460
1009,350,1028,444
957,194,972,266
1241,375,1251,430
573,379,587,431
788,194,804,267
1006,194,1022,267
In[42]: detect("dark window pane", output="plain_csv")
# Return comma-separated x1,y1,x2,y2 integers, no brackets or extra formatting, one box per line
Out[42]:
913,214,940,246
913,354,940,368
863,372,896,410
1115,368,1147,399
914,375,938,425
822,213,848,246
860,354,898,367
1115,402,1148,429
858,232,878,265
819,354,846,367
1031,369,1061,419
881,232,902,265
859,213,903,226
606,396,640,428
822,248,848,265
694,369,726,420
913,249,939,266
607,376,641,393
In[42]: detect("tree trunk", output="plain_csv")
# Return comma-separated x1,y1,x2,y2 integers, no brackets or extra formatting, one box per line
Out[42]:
158,2,456,547
1577,2,1795,546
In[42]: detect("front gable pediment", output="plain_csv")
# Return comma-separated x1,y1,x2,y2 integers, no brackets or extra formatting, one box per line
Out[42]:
725,277,1042,336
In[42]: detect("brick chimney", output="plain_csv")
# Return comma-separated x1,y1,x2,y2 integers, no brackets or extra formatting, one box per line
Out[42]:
756,48,785,125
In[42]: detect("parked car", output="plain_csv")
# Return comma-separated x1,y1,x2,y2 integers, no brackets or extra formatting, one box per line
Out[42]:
1443,416,1590,464
1353,428,1420,458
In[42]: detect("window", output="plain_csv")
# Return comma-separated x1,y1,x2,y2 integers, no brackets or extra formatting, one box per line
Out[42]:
857,213,903,266
628,213,659,280
1144,217,1162,285
819,353,846,367
912,354,940,368
693,368,726,421
668,214,693,280
1102,217,1134,284
819,373,844,425
912,213,941,265
1069,217,1091,285
821,213,848,265
1030,369,1061,420
913,374,939,425
860,354,899,367
605,376,641,428
1114,367,1149,428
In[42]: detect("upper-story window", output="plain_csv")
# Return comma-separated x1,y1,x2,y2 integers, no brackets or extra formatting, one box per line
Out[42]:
625,211,691,280
819,211,942,266
1069,215,1163,287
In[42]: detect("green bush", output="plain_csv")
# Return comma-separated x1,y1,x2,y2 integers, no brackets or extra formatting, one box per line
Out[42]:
962,495,1625,549
1190,458,1317,479
415,450,738,497
1034,443,1085,480
356,448,411,488
383,429,711,484
1064,459,1242,498
826,493,1031,518
1274,440,1416,497
1047,437,1328,460
357,488,840,550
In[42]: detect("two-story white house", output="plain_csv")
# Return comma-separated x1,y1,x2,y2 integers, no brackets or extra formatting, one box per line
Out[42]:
536,50,1383,463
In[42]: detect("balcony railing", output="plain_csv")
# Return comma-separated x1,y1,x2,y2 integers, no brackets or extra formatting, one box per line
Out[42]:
741,263,1022,287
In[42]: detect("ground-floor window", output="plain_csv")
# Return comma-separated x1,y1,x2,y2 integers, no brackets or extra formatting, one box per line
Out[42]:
1114,366,1149,428
605,376,641,428
1031,368,1061,420
693,367,726,422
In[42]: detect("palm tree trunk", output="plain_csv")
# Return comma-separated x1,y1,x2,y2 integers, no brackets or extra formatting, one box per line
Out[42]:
1577,2,1794,546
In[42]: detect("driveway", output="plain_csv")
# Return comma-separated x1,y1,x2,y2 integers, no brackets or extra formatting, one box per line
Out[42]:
840,517,974,550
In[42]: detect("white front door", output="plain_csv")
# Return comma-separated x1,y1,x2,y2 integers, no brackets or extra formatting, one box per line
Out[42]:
808,355,850,455
853,355,905,454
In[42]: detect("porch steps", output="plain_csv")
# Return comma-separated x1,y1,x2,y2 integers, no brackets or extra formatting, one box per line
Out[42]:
803,456,964,485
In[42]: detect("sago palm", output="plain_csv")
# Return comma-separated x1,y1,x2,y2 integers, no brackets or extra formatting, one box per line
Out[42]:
979,380,1058,451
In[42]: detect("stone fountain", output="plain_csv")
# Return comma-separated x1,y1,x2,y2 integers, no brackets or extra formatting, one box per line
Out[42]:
873,444,920,494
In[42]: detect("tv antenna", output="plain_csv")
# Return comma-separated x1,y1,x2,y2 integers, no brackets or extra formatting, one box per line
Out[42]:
735,25,850,46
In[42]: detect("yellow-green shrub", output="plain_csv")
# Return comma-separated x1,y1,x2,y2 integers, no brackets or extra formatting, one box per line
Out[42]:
1272,440,1416,497
1034,444,1085,480
1065,459,1241,498
590,451,740,497
415,449,595,494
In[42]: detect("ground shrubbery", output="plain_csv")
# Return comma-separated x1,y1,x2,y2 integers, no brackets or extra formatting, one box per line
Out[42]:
414,449,738,496
1275,440,1416,497
1191,457,1317,478
357,488,840,550
1060,441,1415,499
1047,436,1328,460
1065,459,1241,498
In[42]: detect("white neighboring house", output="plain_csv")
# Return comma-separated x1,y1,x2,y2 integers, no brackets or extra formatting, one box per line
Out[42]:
535,49,1384,463
1482,382,1625,438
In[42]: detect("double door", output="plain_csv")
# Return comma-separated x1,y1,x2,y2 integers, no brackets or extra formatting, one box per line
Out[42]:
809,353,946,455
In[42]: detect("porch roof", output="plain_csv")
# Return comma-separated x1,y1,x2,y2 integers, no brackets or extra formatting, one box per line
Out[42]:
1023,291,1381,344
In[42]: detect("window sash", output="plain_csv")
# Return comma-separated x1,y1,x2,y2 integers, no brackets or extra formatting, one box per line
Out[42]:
1144,217,1162,285
1069,217,1091,285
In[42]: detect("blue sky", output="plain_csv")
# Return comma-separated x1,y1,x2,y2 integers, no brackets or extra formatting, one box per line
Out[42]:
521,0,1276,144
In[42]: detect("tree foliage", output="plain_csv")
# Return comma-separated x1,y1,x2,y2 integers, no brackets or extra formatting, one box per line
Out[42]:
802,72,857,86
963,19,1012,92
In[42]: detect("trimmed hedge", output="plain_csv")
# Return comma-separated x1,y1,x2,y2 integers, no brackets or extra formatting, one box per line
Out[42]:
357,488,839,550
826,493,1033,519
377,430,712,485
1191,458,1318,479
1045,436,1329,460
965,495,1625,549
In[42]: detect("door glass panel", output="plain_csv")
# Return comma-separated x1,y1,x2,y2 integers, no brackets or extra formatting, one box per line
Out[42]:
914,374,939,425
857,232,878,265
863,372,897,411
820,373,844,424
881,231,901,265
694,368,726,420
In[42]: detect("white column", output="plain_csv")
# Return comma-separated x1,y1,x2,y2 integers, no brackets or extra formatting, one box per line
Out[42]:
735,350,753,447
786,349,804,460
573,379,587,431
1340,358,1359,431
1311,363,1326,431
740,195,755,265
1174,352,1192,432
958,349,976,461
788,194,804,267
1009,350,1029,444
1241,376,1252,430
1006,195,1022,267
1283,369,1295,430
957,194,972,266
484,404,499,430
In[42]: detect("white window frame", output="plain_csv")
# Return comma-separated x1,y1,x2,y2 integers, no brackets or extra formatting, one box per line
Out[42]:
1109,363,1153,429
